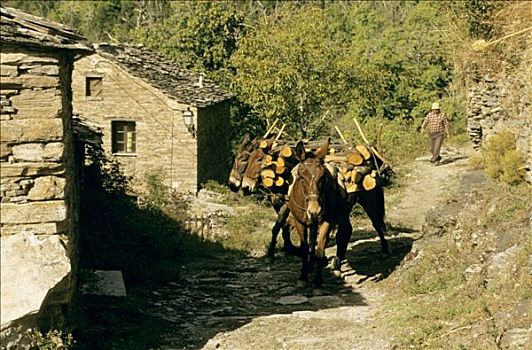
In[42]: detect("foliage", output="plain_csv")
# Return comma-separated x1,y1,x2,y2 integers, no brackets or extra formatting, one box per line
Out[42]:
482,130,526,185
84,144,131,195
29,329,74,350
130,1,246,84
6,0,469,156
231,4,358,138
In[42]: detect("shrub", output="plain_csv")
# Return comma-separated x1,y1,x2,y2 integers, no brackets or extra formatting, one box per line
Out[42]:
484,130,525,184
29,329,74,350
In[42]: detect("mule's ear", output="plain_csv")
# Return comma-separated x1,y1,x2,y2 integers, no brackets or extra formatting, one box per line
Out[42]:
295,141,306,161
316,137,330,160
238,133,251,152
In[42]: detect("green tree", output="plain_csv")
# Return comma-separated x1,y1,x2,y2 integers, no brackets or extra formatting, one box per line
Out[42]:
231,4,357,138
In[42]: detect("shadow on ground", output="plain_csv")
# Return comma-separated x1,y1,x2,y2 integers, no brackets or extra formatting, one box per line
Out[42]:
74,189,372,350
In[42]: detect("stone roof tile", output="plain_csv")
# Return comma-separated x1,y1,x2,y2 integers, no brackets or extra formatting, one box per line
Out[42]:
95,43,232,108
0,6,92,52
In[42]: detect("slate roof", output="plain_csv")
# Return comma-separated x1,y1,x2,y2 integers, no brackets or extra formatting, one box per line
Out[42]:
94,43,233,108
0,6,92,52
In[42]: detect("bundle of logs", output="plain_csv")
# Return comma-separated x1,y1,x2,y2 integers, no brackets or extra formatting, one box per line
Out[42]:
256,126,393,194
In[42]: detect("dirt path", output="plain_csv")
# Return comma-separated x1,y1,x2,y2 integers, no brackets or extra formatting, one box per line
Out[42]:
77,146,472,350
179,146,472,350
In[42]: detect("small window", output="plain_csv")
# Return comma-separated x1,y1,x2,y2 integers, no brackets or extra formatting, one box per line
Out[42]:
111,121,136,154
86,77,102,98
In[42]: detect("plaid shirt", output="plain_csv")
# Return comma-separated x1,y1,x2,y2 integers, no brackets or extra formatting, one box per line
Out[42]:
422,110,450,135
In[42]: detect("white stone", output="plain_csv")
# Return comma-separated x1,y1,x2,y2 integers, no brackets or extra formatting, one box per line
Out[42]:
81,270,126,297
27,176,65,201
0,232,71,326
275,295,308,305
11,143,63,162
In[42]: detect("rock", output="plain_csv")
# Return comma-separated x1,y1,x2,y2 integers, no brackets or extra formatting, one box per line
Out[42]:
1,232,71,326
27,176,65,201
0,162,64,178
0,118,63,143
499,328,531,349
11,142,63,162
80,270,127,297
463,263,483,281
275,295,308,305
0,201,67,224
307,295,344,308
485,245,522,291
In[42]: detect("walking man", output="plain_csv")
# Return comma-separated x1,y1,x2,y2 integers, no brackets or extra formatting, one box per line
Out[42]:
421,102,451,165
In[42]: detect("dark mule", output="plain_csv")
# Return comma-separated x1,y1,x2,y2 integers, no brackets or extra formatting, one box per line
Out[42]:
228,134,257,192
228,135,299,261
288,139,353,292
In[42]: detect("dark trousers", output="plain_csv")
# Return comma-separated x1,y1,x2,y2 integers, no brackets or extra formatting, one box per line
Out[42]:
428,132,444,162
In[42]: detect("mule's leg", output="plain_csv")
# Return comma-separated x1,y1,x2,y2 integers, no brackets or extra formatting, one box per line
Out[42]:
294,222,309,287
281,221,300,256
358,188,390,255
314,222,331,293
266,205,291,263
332,218,353,276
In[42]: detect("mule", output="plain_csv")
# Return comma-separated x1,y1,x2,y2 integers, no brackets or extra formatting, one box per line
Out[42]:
228,135,299,261
287,139,352,292
240,138,390,270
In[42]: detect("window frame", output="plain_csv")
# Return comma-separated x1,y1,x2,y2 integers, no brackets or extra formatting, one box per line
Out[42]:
85,75,103,100
111,120,137,155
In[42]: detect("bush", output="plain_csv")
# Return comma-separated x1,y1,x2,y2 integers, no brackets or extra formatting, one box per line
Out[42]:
29,329,74,350
483,130,525,184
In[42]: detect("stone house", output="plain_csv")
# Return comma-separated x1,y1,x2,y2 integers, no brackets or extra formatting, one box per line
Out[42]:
0,5,92,345
72,43,233,194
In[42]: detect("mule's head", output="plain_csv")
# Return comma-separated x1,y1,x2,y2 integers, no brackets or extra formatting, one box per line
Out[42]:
228,134,254,192
241,136,275,193
292,139,330,223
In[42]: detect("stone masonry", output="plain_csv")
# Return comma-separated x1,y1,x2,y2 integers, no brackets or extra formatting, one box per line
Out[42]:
72,44,232,195
0,6,91,348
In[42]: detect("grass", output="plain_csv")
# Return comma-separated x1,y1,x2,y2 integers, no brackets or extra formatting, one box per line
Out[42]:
378,182,531,349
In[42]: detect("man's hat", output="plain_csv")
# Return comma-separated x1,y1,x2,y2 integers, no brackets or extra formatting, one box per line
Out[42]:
431,102,440,110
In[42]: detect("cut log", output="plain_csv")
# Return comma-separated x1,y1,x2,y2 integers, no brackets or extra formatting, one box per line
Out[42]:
362,174,376,190
263,154,273,165
276,157,285,168
325,154,347,163
343,170,352,180
280,145,292,158
275,177,285,187
261,169,275,179
346,182,358,193
355,145,372,160
262,177,274,187
259,140,269,149
347,151,364,165
275,164,285,174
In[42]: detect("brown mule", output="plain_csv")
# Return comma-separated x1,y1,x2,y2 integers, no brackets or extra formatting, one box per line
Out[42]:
228,135,299,261
287,139,352,292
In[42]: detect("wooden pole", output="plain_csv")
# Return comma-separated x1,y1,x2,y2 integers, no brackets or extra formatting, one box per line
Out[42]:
273,124,286,148
377,122,384,149
353,116,370,145
263,118,279,138
334,125,348,145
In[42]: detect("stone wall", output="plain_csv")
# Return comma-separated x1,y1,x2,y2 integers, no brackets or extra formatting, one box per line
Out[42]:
1,48,78,343
467,74,531,182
